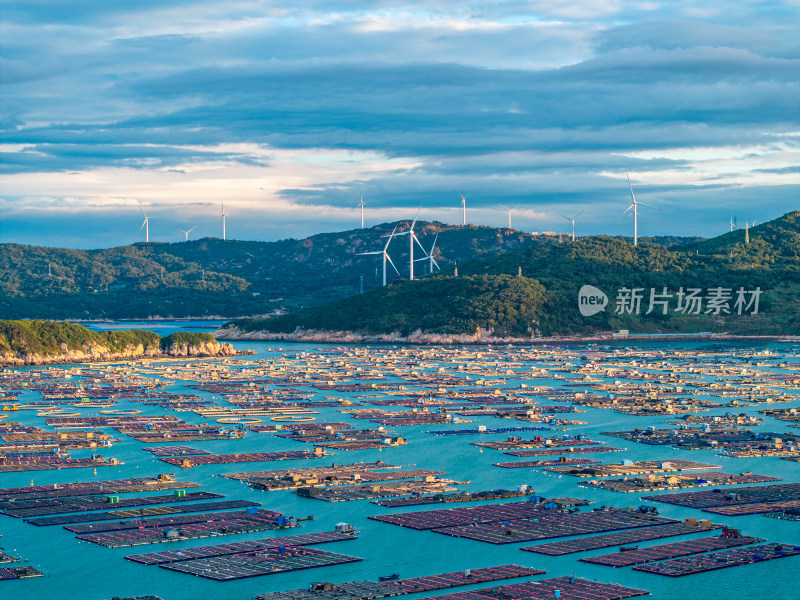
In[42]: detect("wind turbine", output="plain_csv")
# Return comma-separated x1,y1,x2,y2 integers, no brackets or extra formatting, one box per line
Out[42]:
415,233,441,274
457,192,469,226
395,204,428,280
729,216,738,232
356,196,365,228
357,225,400,286
623,173,656,247
139,207,151,243
498,204,513,229
176,226,197,242
561,210,583,241
219,201,228,240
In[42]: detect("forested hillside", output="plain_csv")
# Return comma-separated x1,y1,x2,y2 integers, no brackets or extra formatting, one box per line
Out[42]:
224,211,800,337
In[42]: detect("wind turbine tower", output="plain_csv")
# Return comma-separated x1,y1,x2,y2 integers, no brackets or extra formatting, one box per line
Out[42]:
409,205,422,280
177,226,197,242
220,202,228,241
357,225,400,286
139,207,151,243
627,174,639,246
561,211,583,241
498,204,513,229
415,233,441,274
457,192,469,226
395,205,427,280
357,196,365,228
624,174,655,247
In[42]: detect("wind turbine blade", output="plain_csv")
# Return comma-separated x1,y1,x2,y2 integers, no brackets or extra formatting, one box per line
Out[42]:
574,210,583,219
386,254,400,276
383,225,398,251
627,173,637,204
637,202,660,210
413,232,429,255
357,251,382,256
431,257,440,270
613,207,632,224
411,203,423,229
560,215,571,221
430,233,439,252
188,226,196,233
498,204,510,212
141,219,147,230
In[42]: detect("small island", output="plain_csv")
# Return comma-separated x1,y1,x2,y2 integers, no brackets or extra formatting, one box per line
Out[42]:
0,320,236,366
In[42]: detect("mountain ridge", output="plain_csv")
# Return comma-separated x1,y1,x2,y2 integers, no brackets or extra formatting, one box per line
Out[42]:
0,222,703,320
219,211,800,338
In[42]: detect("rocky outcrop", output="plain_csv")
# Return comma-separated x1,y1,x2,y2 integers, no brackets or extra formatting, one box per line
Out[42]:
0,340,236,366
160,339,236,358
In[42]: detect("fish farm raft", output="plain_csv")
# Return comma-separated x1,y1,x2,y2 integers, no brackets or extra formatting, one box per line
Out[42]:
0,340,798,600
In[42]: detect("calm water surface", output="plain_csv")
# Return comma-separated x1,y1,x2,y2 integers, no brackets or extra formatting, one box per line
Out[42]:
3,324,798,600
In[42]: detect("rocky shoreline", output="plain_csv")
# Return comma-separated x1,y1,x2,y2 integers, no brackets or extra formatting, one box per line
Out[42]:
215,326,800,345
0,339,239,367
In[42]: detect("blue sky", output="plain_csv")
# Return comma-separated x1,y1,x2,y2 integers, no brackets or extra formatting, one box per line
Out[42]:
1,1,798,248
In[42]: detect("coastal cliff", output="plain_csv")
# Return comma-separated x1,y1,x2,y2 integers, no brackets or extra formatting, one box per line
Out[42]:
0,320,235,366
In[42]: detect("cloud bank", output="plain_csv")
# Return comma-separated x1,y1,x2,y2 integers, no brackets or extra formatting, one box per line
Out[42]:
1,1,798,247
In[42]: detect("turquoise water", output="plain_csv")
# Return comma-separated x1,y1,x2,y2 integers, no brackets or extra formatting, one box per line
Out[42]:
2,330,799,600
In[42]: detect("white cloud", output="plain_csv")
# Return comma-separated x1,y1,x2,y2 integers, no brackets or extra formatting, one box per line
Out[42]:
0,1,798,246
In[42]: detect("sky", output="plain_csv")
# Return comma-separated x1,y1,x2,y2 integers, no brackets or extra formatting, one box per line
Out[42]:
1,1,799,249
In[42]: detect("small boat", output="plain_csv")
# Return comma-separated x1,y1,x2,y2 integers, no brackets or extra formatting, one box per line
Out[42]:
378,573,400,581
296,515,314,521
619,546,639,552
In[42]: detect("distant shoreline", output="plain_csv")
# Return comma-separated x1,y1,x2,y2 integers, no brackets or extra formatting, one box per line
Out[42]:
214,326,800,345
68,318,230,324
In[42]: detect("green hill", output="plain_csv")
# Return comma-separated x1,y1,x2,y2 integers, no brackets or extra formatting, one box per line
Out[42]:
223,211,800,338
0,222,564,319
0,320,231,365
0,320,159,356
228,275,547,338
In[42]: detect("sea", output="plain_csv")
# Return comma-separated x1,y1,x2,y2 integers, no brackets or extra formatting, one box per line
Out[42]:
2,320,798,600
